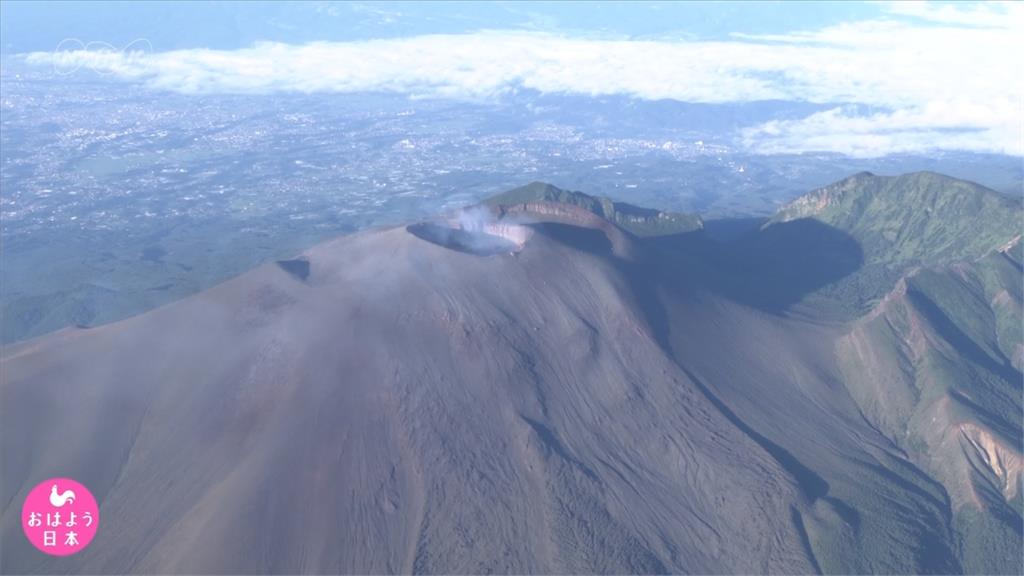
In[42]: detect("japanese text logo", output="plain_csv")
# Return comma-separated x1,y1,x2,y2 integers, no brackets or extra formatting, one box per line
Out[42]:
21,477,99,556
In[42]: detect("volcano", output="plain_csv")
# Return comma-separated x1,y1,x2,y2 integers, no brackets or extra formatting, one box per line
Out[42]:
1,173,1021,574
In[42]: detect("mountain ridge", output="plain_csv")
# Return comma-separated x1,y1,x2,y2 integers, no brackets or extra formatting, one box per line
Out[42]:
483,181,704,238
1,171,1020,574
772,171,1020,266
764,171,1022,312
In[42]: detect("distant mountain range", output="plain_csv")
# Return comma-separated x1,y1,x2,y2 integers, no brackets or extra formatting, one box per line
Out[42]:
1,172,1020,574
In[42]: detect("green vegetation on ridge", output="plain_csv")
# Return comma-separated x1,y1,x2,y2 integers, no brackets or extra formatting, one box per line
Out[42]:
773,171,1021,267
771,171,1023,309
484,181,703,237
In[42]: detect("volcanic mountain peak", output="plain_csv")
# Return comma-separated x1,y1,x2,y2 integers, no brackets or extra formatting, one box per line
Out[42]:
772,171,1021,267
406,206,535,257
1,173,1021,575
484,182,703,238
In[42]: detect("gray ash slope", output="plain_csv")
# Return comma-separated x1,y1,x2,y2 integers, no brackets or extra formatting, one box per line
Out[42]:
2,174,1021,574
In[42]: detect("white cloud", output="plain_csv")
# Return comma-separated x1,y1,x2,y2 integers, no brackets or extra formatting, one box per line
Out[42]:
883,0,1022,28
741,101,1022,157
21,2,1024,157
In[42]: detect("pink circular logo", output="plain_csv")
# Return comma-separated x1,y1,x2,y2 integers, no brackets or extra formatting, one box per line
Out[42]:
21,477,99,556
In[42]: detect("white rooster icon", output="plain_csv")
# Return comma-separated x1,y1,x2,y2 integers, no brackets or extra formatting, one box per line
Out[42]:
49,484,76,508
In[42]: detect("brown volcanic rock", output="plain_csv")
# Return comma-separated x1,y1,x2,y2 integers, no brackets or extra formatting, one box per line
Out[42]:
1,185,1020,574
2,220,814,574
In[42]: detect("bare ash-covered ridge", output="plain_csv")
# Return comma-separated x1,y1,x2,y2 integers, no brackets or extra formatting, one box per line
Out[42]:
1,173,1021,575
0,217,815,574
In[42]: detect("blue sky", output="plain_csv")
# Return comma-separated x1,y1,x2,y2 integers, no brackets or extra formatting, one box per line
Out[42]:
2,1,887,52
2,1,1021,157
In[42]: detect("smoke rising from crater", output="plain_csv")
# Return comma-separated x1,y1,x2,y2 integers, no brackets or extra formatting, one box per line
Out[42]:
406,206,531,256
